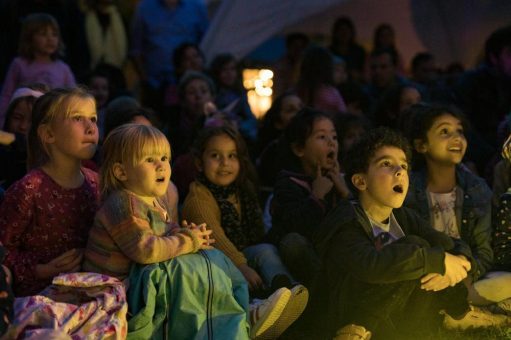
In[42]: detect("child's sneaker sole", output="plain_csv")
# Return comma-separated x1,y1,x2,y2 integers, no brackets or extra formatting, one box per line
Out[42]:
251,287,291,338
259,285,309,339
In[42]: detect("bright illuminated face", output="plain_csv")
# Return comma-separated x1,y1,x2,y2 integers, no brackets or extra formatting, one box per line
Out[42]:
417,113,467,166
121,149,171,205
48,97,98,161
355,146,409,219
201,133,240,187
294,117,338,176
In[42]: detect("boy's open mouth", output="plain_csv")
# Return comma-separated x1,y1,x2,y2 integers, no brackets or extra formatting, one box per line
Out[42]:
156,177,165,183
393,184,403,193
327,151,336,160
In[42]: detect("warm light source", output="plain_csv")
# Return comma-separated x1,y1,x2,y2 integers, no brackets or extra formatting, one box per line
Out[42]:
243,68,273,119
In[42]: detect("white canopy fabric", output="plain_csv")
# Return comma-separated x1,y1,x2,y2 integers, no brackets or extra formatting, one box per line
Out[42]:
200,0,345,62
201,0,511,68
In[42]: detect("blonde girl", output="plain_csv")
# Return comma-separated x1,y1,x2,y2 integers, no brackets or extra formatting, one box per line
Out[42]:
0,87,99,296
0,13,76,126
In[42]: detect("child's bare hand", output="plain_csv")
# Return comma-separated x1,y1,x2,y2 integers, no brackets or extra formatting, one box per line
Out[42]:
420,273,450,291
327,161,350,198
35,248,83,279
443,253,469,286
189,225,215,249
312,164,333,199
238,264,264,291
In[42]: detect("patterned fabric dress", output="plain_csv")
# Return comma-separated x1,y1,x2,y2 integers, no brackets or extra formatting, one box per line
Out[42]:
0,168,99,296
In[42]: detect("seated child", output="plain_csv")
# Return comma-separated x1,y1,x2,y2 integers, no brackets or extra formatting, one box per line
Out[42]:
84,124,296,339
0,87,100,296
404,103,511,308
312,127,508,339
268,108,349,284
182,125,308,338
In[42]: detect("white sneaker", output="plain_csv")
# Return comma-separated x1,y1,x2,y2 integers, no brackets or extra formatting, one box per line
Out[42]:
442,305,511,330
258,284,309,339
249,287,291,339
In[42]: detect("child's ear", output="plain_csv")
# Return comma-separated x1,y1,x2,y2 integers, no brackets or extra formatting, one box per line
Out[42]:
413,139,428,154
351,173,367,191
113,162,128,181
291,143,304,158
37,124,55,144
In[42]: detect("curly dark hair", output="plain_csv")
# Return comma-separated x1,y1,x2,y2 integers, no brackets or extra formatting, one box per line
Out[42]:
344,127,412,195
402,103,469,169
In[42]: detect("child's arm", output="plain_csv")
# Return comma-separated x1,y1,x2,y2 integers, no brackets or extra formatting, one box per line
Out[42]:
0,180,50,290
329,224,447,284
103,214,211,264
466,199,493,281
182,192,248,267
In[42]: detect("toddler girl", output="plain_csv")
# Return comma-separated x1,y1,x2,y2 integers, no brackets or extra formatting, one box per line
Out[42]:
0,13,76,126
405,103,511,310
182,125,308,338
0,87,99,296
269,108,349,285
84,124,295,339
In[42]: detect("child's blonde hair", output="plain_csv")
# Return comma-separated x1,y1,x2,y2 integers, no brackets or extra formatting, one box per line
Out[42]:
100,124,171,199
27,87,95,169
19,13,64,60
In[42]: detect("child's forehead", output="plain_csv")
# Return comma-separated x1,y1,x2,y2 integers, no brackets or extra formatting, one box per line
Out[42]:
431,113,462,127
370,145,407,163
36,24,57,33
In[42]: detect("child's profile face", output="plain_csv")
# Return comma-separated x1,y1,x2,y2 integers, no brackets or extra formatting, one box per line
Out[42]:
201,133,240,187
32,26,59,57
294,117,338,174
356,146,409,211
6,99,32,135
120,148,171,205
417,113,466,166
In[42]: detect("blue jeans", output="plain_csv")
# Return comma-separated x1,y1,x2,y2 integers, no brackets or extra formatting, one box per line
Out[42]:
243,243,293,286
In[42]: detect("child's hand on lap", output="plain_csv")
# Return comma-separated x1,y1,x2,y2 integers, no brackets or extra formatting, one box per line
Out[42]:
238,264,264,291
420,273,450,291
188,224,215,250
312,164,333,199
35,248,83,279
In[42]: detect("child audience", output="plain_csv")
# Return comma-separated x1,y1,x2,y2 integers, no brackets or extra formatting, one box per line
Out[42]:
0,13,76,126
405,103,511,308
84,124,299,339
269,108,349,285
313,127,506,340
0,87,99,296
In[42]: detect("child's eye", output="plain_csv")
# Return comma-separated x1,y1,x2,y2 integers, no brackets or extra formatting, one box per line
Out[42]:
439,128,449,135
161,156,169,162
146,157,154,163
332,135,338,141
229,153,238,159
72,116,83,122
90,116,98,123
381,160,391,167
401,164,408,171
457,129,464,136
210,152,220,159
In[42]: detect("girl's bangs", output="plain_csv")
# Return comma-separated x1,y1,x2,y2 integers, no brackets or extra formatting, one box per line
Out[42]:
131,130,170,165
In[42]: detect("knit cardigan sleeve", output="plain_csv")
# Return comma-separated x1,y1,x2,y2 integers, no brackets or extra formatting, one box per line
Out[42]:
182,181,247,267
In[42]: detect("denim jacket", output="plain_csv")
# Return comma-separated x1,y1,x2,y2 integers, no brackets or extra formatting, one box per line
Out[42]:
405,166,493,281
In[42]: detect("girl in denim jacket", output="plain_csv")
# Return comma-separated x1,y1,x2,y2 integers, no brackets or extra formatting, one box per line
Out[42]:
404,103,511,312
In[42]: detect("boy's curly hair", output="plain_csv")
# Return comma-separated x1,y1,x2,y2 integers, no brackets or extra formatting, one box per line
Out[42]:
344,127,412,195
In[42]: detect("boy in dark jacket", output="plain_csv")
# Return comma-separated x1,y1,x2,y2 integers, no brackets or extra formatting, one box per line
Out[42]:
312,127,508,339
